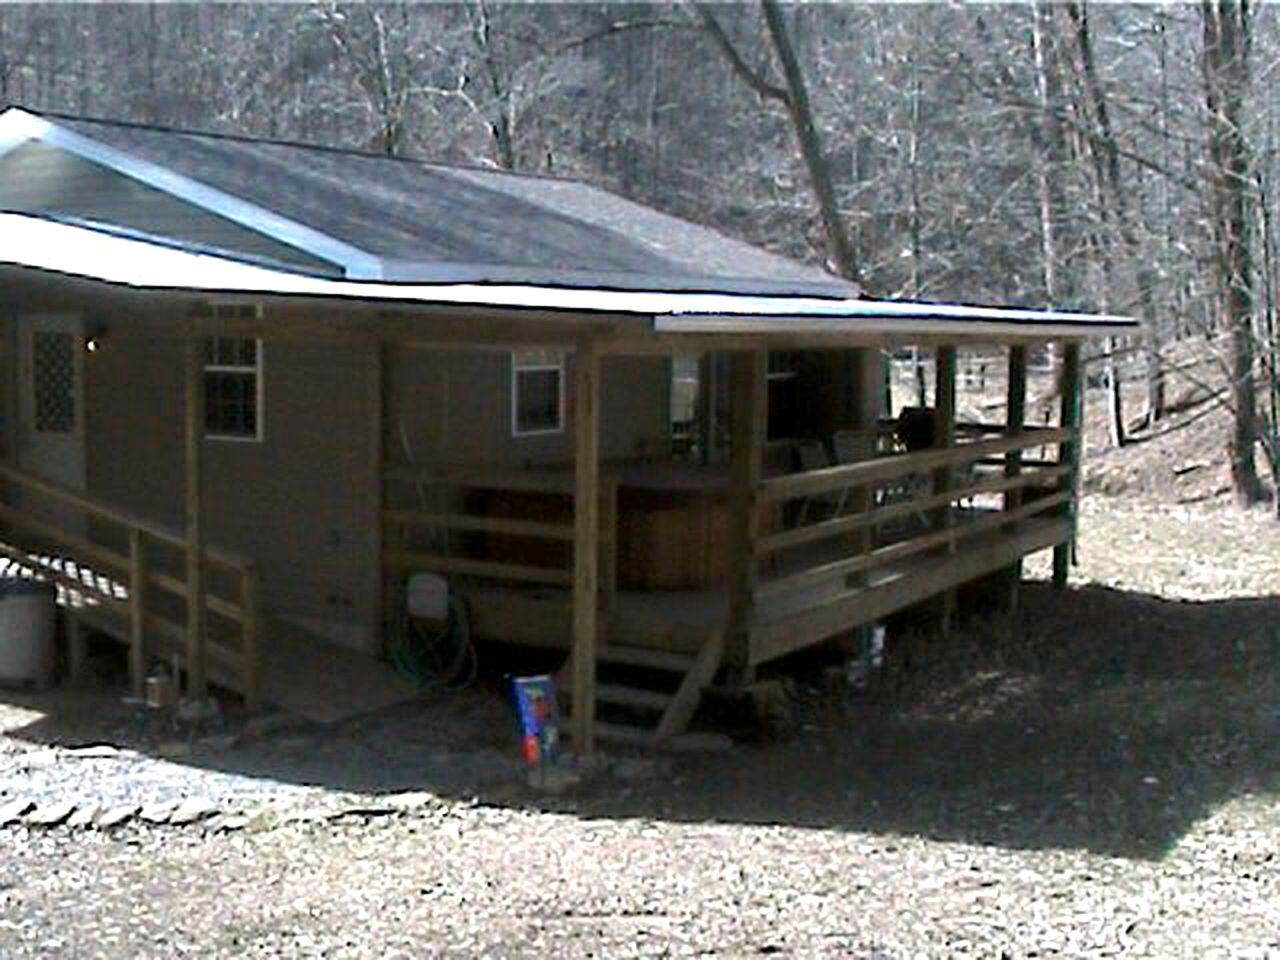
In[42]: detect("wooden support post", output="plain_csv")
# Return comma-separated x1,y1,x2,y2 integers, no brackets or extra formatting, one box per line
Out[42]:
1004,345,1028,609
184,334,208,700
726,349,768,683
369,342,386,655
571,340,601,757
66,615,88,685
128,527,147,697
241,563,263,712
932,346,957,633
1053,341,1083,588
696,352,714,465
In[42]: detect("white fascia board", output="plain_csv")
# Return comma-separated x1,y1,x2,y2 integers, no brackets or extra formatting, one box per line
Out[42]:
653,314,1137,339
0,213,1138,339
0,108,384,279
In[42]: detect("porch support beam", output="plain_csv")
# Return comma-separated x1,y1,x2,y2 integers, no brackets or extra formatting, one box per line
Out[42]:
1053,341,1083,588
571,339,601,757
184,332,208,700
726,348,768,683
1004,345,1028,608
369,342,386,654
932,345,958,634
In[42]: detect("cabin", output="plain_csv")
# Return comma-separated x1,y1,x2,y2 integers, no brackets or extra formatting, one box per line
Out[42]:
0,107,1134,750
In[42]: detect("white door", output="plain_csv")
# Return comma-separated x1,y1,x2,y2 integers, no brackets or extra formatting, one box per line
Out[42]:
16,314,86,494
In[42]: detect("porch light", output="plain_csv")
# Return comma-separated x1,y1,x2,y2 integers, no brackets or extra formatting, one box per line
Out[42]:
84,322,107,353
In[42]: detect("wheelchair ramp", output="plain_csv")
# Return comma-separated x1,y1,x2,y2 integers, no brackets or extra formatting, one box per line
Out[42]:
260,618,421,724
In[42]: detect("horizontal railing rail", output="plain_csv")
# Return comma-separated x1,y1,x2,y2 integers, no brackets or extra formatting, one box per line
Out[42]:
382,468,618,605
758,428,1071,504
751,426,1075,609
0,460,261,707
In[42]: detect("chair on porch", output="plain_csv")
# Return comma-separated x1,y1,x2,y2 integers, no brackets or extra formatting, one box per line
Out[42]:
794,439,847,526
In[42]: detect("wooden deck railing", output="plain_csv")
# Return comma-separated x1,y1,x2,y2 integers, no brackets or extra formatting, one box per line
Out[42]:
382,465,618,608
751,428,1073,604
0,461,262,707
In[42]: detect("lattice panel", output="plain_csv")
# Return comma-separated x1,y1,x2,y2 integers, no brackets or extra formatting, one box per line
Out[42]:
32,331,76,434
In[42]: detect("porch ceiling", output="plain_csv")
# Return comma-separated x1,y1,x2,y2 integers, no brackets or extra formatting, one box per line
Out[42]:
0,211,1137,343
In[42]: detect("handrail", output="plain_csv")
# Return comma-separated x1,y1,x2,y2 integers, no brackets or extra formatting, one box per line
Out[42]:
381,473,619,606
759,428,1072,503
0,460,253,572
758,463,1069,556
0,460,262,708
756,490,1071,601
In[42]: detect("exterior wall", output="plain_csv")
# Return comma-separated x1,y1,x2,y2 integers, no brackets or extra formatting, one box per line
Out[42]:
74,314,669,658
0,141,339,274
83,312,379,653
387,348,671,469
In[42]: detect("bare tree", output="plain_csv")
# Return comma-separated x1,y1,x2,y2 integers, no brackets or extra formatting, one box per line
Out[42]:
693,0,861,285
1201,0,1265,503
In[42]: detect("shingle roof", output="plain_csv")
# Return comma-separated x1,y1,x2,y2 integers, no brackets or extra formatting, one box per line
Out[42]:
23,109,857,296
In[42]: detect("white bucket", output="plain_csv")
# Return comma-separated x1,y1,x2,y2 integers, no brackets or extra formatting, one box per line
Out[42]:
0,578,57,688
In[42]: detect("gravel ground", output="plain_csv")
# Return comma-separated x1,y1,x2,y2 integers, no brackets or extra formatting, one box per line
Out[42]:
1,495,1279,956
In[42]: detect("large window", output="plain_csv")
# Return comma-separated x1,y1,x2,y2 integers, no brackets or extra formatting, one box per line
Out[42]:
204,336,262,441
511,349,565,436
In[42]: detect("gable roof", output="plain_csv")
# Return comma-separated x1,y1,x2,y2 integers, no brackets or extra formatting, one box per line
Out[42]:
0,106,857,296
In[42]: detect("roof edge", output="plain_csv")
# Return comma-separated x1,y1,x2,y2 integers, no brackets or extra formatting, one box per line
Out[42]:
0,106,385,279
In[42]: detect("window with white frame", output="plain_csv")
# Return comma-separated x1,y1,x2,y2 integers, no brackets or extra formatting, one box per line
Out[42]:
511,349,565,436
204,336,263,440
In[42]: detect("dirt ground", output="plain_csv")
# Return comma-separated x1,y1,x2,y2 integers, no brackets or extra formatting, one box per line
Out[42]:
1,493,1279,957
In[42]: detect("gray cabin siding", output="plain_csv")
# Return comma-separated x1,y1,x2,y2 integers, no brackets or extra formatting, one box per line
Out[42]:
84,314,379,653
0,141,340,275
387,348,670,468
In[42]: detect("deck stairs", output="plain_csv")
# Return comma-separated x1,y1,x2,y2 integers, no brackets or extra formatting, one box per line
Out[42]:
561,627,724,749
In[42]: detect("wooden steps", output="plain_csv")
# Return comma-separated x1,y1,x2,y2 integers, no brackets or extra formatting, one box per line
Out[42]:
561,630,723,749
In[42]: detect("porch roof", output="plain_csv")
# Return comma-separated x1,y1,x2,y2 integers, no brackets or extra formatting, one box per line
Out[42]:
0,212,1137,341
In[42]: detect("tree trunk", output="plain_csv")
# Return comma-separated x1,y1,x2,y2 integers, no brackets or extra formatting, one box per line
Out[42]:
1202,0,1264,504
758,0,860,285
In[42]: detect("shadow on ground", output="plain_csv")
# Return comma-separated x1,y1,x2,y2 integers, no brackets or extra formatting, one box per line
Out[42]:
4,582,1279,861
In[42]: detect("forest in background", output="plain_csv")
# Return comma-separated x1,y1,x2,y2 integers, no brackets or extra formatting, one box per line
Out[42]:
1,1,1277,507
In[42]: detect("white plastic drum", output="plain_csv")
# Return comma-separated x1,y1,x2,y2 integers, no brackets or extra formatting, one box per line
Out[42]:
0,578,57,688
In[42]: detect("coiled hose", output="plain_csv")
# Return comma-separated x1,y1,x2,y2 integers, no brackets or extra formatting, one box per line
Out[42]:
389,591,478,690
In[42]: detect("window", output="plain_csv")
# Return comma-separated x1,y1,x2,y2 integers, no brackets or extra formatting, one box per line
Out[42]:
204,336,262,441
511,349,564,436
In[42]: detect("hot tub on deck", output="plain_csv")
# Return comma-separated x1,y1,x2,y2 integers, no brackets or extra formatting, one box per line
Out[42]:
466,462,778,593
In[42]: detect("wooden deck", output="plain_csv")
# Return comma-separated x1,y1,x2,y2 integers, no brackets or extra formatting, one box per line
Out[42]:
458,512,1068,666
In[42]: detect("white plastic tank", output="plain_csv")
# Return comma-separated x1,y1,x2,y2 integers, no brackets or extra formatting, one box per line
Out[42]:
0,578,57,688
406,573,449,621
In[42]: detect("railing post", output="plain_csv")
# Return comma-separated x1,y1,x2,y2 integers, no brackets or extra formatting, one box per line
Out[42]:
932,346,958,633
1053,341,1083,588
1004,346,1028,510
571,340,601,758
184,332,208,701
241,563,263,712
128,527,147,697
1004,345,1029,609
727,349,767,685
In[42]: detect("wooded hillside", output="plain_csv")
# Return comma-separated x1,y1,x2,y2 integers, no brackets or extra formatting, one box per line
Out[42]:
2,1,1277,506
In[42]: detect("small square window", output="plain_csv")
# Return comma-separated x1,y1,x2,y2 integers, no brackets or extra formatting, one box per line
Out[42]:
204,336,262,441
512,350,564,436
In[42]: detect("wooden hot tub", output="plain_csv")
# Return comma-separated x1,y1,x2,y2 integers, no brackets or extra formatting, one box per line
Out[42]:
615,463,757,591
467,462,774,592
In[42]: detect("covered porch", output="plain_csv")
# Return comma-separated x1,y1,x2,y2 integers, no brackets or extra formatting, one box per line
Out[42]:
382,336,1087,750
